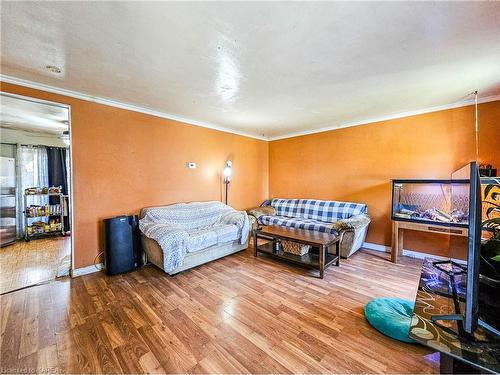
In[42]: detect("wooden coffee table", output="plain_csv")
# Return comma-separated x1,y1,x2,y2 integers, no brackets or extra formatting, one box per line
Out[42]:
253,225,341,278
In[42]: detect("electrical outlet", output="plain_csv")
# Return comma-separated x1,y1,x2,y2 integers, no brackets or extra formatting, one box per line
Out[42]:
187,162,197,169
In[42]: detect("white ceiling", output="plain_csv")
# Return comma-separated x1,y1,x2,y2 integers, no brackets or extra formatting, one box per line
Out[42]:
0,94,69,135
1,2,499,139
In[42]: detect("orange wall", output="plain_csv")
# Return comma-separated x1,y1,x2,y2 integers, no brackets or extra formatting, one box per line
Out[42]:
0,82,269,269
269,101,500,257
2,80,498,264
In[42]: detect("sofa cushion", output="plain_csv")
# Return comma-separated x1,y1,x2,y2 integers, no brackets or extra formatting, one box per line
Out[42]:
247,206,277,219
211,223,240,244
298,199,367,221
270,199,300,218
271,198,367,222
259,215,338,234
332,213,371,231
186,228,217,253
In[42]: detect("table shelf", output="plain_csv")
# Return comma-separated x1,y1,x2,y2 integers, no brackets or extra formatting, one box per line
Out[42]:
25,212,63,218
253,225,341,278
256,241,339,269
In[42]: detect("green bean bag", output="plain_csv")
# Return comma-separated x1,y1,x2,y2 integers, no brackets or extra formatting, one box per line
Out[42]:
365,297,417,343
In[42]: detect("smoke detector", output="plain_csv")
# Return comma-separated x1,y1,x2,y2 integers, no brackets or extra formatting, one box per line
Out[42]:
45,65,62,74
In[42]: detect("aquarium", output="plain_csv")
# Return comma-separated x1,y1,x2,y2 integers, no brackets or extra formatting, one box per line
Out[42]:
391,179,469,228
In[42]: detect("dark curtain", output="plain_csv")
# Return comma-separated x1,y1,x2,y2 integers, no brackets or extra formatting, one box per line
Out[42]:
47,147,70,231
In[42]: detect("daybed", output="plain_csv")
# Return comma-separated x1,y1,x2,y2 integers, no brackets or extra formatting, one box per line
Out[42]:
139,201,250,275
248,198,370,258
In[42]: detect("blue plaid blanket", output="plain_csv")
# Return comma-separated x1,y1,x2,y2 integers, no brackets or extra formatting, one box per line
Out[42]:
270,198,367,222
259,215,338,234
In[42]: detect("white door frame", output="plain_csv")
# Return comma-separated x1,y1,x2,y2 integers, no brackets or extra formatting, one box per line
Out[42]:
0,91,76,276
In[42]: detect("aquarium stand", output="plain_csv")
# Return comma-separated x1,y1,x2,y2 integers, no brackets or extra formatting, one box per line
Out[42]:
391,221,468,263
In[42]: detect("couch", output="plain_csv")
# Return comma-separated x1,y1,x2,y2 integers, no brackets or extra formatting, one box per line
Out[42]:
139,201,250,275
248,198,370,258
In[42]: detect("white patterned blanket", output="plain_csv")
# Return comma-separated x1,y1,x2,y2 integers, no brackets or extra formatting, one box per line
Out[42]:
139,201,249,272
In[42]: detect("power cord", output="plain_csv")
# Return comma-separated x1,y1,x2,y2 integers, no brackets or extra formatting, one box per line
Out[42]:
94,250,105,271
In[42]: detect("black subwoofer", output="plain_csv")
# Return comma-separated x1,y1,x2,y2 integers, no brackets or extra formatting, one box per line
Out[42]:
104,215,142,275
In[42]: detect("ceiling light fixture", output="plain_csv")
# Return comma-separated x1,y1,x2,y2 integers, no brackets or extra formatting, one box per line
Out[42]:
45,65,62,74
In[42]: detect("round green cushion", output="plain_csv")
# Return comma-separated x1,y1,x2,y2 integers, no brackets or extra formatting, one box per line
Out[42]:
365,297,417,343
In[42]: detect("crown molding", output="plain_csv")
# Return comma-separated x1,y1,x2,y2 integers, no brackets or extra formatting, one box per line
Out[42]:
2,74,498,142
269,94,500,141
0,74,267,141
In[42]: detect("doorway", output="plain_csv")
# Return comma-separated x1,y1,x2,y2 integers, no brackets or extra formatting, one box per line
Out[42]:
0,92,73,294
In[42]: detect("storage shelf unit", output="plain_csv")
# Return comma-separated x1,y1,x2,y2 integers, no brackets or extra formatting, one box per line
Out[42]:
23,192,66,241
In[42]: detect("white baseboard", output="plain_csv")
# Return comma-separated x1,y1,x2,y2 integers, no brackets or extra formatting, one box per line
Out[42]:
362,242,466,264
362,242,391,252
363,241,438,260
71,242,463,276
71,263,104,277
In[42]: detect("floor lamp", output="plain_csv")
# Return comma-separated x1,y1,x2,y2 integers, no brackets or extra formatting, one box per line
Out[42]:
223,161,232,205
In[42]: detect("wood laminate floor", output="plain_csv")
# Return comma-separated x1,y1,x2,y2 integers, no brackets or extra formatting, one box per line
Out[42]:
0,237,71,294
0,247,438,374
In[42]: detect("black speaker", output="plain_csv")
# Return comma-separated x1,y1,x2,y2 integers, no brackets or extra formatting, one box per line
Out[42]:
104,215,142,275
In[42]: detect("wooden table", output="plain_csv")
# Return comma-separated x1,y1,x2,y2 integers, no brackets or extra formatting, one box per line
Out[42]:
391,220,468,263
254,225,340,278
